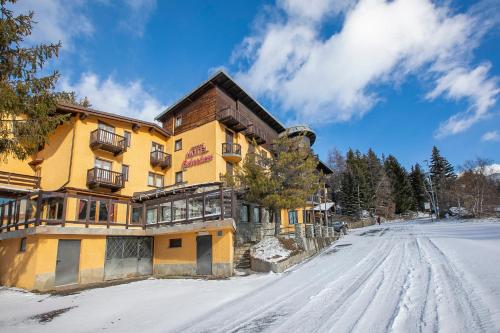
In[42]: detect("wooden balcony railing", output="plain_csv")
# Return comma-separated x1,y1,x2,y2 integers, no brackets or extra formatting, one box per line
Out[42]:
150,150,172,169
0,186,236,233
89,128,126,155
244,124,267,144
0,171,40,189
217,107,248,132
86,168,124,192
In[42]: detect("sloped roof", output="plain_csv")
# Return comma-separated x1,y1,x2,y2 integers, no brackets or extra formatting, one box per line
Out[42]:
155,70,286,133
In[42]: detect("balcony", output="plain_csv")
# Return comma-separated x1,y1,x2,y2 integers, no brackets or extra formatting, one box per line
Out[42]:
244,124,267,144
150,150,172,169
216,107,248,132
0,171,40,189
222,143,242,163
89,129,126,156
87,168,124,192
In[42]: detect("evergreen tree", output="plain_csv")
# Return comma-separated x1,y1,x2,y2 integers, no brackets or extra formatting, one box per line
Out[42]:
429,146,456,214
364,148,384,211
0,1,85,160
384,155,414,214
409,163,427,211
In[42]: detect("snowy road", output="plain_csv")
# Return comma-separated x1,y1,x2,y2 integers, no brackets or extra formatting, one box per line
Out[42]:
1,219,500,333
178,219,500,333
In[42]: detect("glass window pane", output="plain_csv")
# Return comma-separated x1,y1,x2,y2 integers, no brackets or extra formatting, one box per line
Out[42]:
155,175,163,188
204,194,221,218
172,199,186,221
132,206,142,224
261,208,270,224
98,201,108,222
148,173,154,186
240,205,248,223
161,202,171,222
188,197,203,219
252,207,260,223
146,207,157,224
78,199,88,220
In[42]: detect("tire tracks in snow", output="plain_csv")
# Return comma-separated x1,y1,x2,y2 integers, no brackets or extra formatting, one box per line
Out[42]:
418,237,494,333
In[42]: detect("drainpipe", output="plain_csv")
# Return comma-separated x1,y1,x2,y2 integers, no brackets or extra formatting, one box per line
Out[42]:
57,117,77,191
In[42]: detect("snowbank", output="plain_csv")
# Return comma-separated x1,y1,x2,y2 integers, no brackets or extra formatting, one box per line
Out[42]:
251,237,292,263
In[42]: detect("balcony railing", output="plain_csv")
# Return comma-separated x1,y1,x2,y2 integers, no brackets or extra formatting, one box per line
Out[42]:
244,124,267,144
89,129,126,155
0,171,40,189
86,168,124,192
222,143,242,163
216,107,248,132
150,150,172,169
0,186,236,233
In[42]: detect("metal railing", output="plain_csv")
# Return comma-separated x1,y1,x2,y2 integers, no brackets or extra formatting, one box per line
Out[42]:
216,107,249,131
0,171,40,189
222,143,242,156
150,150,172,168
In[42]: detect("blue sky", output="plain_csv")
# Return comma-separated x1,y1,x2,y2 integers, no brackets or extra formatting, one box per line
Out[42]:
14,0,500,170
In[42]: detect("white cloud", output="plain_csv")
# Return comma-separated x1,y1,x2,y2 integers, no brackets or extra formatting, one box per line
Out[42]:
481,130,500,142
233,0,499,134
60,73,165,122
12,0,93,50
119,0,157,37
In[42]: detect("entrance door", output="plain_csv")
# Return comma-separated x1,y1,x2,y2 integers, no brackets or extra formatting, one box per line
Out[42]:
55,240,81,286
104,237,153,280
196,235,212,275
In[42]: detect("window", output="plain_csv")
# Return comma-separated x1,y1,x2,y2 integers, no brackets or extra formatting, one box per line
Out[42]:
172,199,187,221
98,122,115,133
169,238,182,248
131,206,143,224
19,237,27,252
188,197,203,219
175,171,183,184
240,205,249,223
46,197,64,220
175,116,182,127
288,210,298,225
252,206,260,223
152,142,164,152
122,165,129,181
146,207,157,224
98,201,114,222
148,172,164,187
160,202,171,223
124,131,131,147
174,139,182,151
95,158,112,170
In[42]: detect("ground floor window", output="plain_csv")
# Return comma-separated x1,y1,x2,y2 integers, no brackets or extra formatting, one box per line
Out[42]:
240,205,249,223
169,238,182,248
288,210,298,225
146,207,157,224
77,199,115,223
252,206,260,223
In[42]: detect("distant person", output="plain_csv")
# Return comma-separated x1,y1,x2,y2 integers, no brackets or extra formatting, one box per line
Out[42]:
377,216,381,225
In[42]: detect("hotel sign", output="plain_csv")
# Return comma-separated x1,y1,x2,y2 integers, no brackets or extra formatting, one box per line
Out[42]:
182,144,213,170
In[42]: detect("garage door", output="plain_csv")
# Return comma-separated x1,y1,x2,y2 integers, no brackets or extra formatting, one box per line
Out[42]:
105,237,153,280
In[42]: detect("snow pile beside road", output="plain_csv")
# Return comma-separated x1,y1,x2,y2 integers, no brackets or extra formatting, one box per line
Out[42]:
251,237,292,263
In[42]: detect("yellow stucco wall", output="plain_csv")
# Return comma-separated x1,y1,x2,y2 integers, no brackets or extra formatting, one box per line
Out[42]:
0,236,38,290
154,229,234,265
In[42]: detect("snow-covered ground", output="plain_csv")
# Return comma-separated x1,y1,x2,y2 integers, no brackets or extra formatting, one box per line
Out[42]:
251,237,292,262
1,218,499,333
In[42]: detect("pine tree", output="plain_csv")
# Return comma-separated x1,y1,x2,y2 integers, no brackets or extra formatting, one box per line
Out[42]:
0,1,84,160
384,155,414,214
429,146,456,214
409,163,427,211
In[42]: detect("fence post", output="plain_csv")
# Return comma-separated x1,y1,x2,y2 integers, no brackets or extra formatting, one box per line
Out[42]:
61,193,68,227
220,185,224,221
35,191,43,227
85,196,91,228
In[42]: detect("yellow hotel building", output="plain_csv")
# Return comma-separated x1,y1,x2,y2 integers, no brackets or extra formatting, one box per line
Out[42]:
0,71,332,291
